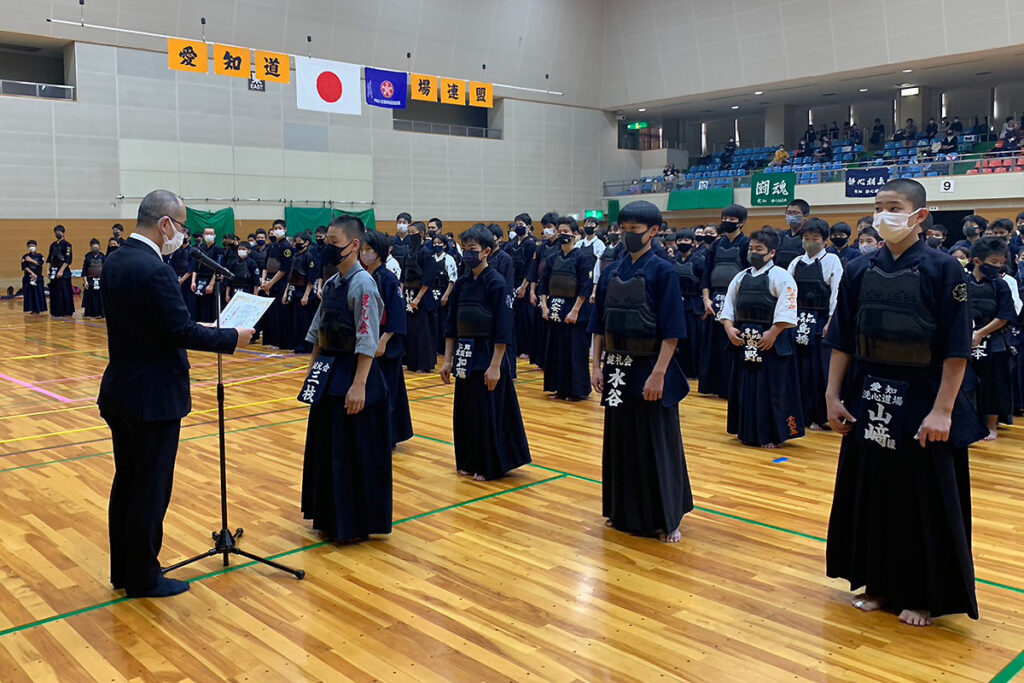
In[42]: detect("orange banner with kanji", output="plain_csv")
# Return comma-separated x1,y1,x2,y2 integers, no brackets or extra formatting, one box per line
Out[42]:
440,78,466,105
468,81,493,108
168,38,208,73
254,51,290,84
410,73,438,101
213,44,251,78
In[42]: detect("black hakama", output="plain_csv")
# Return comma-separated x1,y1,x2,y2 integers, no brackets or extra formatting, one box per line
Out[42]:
543,310,592,399
261,284,287,347
379,355,413,448
49,278,74,317
82,287,104,318
291,292,317,353
677,307,702,378
726,334,805,447
513,297,534,358
796,333,830,428
972,350,1012,417
194,281,219,324
301,355,392,540
404,304,437,372
698,320,732,397
22,277,46,314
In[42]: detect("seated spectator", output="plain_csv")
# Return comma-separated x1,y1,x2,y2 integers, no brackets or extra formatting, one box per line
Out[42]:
925,117,938,138
904,118,917,138
870,118,885,147
829,121,840,140
937,129,959,155
940,116,951,133
769,144,790,167
850,123,863,145
803,125,816,145
721,138,737,164
818,124,829,141
1001,116,1016,139
814,139,833,162
794,139,809,157
951,116,964,133
842,121,851,139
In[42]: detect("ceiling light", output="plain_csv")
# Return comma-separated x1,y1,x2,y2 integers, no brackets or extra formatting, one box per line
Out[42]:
900,86,919,97
638,107,646,112
902,68,913,73
754,90,763,95
731,105,739,109
859,88,869,92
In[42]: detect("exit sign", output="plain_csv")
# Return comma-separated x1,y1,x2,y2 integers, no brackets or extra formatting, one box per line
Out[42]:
627,121,648,130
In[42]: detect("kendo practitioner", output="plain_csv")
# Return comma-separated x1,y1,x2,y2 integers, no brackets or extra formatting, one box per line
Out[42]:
285,231,317,353
46,224,75,317
21,240,46,314
361,230,413,449
788,218,843,430
390,212,414,278
165,240,196,321
507,213,537,359
775,199,811,269
99,190,253,598
827,222,861,266
191,227,225,323
110,223,125,246
250,228,270,273
589,200,693,543
825,178,985,628
81,238,106,319
259,221,293,348
672,229,705,378
578,216,606,273
721,228,804,448
699,206,750,397
966,237,1015,440
528,212,562,368
300,215,392,542
107,237,121,256
226,240,261,301
593,223,626,302
540,217,593,401
432,232,460,355
440,225,531,480
402,221,437,372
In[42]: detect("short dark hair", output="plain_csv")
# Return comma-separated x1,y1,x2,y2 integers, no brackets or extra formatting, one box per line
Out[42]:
859,226,881,240
1015,211,1024,222
26,239,36,246
315,225,327,235
722,203,748,222
256,228,267,236
136,190,182,228
991,218,1014,232
461,224,494,249
54,224,66,233
329,214,366,241
556,215,579,232
409,221,426,233
363,229,391,263
857,215,873,227
831,222,852,237
514,212,532,225
396,212,412,222
749,227,780,251
617,200,662,228
427,217,443,228
296,230,314,244
879,178,926,209
787,199,810,215
971,236,1009,261
676,228,695,241
89,238,100,247
540,211,560,227
487,224,504,239
963,214,989,230
929,223,948,236
112,223,124,232
802,217,830,240
272,219,286,228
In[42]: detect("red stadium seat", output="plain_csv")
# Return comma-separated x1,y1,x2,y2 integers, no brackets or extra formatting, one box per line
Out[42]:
966,169,979,175
1002,158,1014,166
982,168,994,174
995,167,1008,173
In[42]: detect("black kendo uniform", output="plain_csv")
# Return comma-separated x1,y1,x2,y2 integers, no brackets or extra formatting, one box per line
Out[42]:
699,233,749,397
528,239,561,368
540,246,594,399
370,264,413,449
249,238,270,342
403,242,437,372
290,248,320,354
82,249,106,318
505,235,536,358
825,241,986,620
967,270,1015,421
46,236,75,317
262,237,293,347
792,257,833,428
227,256,261,299
427,249,454,355
193,241,225,323
774,230,805,270
165,244,196,321
21,250,47,314
673,248,705,378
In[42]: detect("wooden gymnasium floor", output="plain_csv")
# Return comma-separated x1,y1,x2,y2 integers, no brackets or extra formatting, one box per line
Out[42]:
0,301,1022,683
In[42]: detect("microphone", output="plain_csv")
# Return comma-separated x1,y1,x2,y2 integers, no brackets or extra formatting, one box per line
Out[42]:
189,247,233,279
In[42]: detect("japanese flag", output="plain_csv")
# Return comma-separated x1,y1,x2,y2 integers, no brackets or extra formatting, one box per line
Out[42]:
295,57,362,116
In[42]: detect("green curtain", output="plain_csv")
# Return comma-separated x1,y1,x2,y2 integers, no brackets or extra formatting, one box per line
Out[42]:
607,199,620,224
666,188,734,211
185,207,236,240
283,207,377,234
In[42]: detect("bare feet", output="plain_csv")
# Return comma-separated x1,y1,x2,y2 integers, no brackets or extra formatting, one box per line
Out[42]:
983,430,997,441
472,474,487,481
851,593,886,611
659,527,682,543
899,608,933,627
457,469,472,476
760,442,780,449
809,423,824,431
604,519,615,527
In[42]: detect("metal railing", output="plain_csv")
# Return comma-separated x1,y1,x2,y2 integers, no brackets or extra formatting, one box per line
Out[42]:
0,79,74,101
603,151,1024,196
393,119,502,139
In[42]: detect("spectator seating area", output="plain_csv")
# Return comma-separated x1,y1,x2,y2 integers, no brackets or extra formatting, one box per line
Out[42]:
967,158,1024,174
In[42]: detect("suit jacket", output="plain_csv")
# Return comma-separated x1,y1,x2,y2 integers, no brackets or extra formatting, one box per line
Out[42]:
98,238,238,422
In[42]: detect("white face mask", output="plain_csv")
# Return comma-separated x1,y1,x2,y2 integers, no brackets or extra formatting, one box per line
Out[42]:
872,208,921,244
237,250,248,259
542,227,555,238
360,251,378,267
397,223,409,234
273,228,286,238
204,234,215,244
161,222,186,256
28,246,36,253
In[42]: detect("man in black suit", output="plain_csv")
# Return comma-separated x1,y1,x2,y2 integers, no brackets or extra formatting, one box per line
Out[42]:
99,190,255,598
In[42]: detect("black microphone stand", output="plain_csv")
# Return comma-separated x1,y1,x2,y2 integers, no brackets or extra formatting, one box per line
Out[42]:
163,270,304,580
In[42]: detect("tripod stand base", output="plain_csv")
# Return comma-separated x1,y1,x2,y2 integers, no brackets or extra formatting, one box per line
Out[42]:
162,527,305,579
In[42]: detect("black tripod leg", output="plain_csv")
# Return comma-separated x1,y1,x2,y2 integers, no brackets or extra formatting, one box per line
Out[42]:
162,548,220,575
230,548,305,579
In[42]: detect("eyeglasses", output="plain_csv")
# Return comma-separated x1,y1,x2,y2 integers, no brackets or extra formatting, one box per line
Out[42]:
165,216,190,233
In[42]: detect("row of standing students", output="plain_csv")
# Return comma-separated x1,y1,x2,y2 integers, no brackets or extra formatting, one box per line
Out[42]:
20,226,125,318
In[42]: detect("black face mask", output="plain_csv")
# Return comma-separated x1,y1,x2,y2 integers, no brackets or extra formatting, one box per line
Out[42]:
623,231,648,254
703,234,717,244
979,264,1002,281
926,236,943,249
607,233,620,245
964,226,978,238
720,221,741,234
677,242,692,254
514,226,527,236
584,226,595,236
323,241,351,268
316,237,325,246
409,234,422,247
557,234,573,245
831,236,849,249
108,245,118,253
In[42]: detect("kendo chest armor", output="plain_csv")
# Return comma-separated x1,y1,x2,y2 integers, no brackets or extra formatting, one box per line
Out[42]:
266,243,285,274
710,243,743,292
603,275,659,357
403,248,423,289
735,270,777,326
456,282,495,337
774,232,803,269
968,278,997,329
317,280,356,353
577,242,595,265
599,244,619,271
85,256,103,278
230,261,253,288
506,241,527,279
792,258,830,312
548,254,578,298
288,253,308,286
673,259,701,298
855,265,937,367
196,247,219,276
170,249,190,276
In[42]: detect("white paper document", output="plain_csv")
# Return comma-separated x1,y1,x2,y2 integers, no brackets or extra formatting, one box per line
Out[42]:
216,292,274,329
